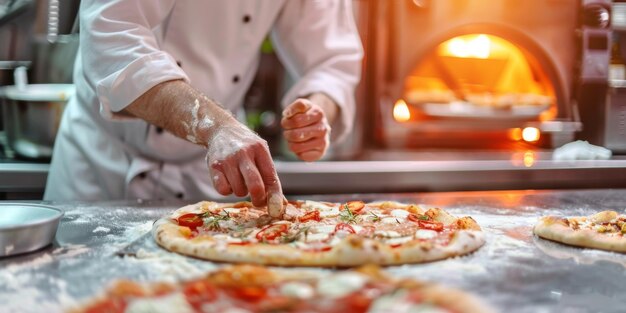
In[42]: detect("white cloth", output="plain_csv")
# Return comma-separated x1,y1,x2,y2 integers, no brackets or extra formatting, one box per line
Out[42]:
44,0,363,201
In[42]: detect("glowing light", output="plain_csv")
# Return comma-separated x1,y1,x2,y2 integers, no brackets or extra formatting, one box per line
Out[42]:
508,128,523,141
523,151,536,168
445,34,491,59
393,99,411,122
448,38,469,58
470,35,491,59
522,127,540,142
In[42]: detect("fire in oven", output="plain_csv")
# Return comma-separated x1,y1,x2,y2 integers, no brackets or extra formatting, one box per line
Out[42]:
369,0,611,150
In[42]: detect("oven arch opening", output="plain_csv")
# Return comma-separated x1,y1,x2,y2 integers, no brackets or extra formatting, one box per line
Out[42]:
396,24,572,122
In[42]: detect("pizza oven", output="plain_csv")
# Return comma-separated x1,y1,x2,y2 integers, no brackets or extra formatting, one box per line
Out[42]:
365,0,611,150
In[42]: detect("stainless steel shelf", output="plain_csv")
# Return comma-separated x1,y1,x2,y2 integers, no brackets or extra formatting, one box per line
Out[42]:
0,163,49,192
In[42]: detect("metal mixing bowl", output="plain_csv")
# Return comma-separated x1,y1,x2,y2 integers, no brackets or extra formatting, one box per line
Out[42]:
0,203,64,257
0,84,75,159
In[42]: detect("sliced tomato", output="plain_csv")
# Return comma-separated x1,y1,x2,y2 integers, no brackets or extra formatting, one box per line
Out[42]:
84,298,127,313
256,223,289,241
229,286,267,302
344,293,373,313
343,201,365,214
176,213,204,230
298,210,321,223
335,223,356,234
183,280,218,310
417,220,444,232
358,225,376,237
407,213,430,223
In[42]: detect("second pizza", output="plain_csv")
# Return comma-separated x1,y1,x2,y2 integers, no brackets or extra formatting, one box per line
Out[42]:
153,200,485,266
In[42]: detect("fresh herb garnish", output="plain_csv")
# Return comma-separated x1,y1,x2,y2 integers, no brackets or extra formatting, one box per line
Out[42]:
416,214,429,221
280,226,311,243
340,205,359,224
201,210,231,230
370,212,381,222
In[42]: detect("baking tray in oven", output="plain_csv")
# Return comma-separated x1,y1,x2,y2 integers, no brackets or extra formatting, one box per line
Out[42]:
420,101,549,119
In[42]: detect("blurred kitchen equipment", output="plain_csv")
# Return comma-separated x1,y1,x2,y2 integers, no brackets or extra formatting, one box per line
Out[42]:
0,0,32,27
0,83,75,159
0,203,63,257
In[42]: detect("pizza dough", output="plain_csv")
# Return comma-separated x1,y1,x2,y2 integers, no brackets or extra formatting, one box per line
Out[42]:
534,210,626,253
152,200,485,267
70,264,495,313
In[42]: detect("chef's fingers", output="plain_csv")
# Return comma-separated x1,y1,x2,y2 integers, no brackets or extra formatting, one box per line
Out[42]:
222,156,248,197
283,122,328,143
287,136,327,155
254,144,284,217
209,168,232,195
282,99,312,119
239,158,266,207
281,107,323,130
298,150,324,162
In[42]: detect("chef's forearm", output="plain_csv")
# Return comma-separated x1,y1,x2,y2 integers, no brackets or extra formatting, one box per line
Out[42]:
123,80,237,147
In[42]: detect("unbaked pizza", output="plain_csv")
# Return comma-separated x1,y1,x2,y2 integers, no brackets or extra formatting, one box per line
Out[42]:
152,200,485,266
70,264,495,313
534,210,626,253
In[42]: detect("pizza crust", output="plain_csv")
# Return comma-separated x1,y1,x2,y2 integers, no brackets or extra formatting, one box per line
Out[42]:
534,215,626,253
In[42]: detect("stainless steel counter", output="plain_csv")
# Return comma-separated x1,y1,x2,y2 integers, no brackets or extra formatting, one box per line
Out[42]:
1,189,626,313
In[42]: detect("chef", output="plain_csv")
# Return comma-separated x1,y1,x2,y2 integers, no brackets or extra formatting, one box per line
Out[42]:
43,0,363,213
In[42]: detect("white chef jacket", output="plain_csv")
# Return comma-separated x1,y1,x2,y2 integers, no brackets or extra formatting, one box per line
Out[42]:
44,0,363,201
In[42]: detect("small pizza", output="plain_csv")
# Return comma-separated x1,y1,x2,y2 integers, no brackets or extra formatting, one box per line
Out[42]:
152,200,485,266
70,264,495,313
534,210,626,253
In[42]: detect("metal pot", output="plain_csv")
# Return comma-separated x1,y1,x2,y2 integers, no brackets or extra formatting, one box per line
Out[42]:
0,84,74,159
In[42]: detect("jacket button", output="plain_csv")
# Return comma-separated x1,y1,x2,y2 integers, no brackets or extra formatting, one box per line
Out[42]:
138,172,147,179
156,127,164,134
232,75,240,83
176,192,184,199
243,15,251,23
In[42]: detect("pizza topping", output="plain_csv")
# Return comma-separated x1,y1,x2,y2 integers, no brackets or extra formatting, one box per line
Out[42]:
125,293,194,313
256,223,289,242
175,213,204,230
335,223,356,234
374,230,402,238
339,206,360,224
344,201,366,214
316,272,369,298
280,282,315,299
408,213,430,223
298,210,322,223
303,200,340,217
390,209,410,220
415,229,438,240
182,280,218,310
417,220,444,232
202,211,231,231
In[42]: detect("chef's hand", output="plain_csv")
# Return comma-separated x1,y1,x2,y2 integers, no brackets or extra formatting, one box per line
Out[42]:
206,122,284,217
281,94,337,162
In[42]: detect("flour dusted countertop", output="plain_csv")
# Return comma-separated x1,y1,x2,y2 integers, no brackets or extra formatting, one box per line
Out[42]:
2,190,626,313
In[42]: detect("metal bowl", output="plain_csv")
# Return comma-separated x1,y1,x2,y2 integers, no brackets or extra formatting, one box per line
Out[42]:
0,203,64,257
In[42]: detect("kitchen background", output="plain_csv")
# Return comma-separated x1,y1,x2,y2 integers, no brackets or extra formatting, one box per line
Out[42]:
1,0,626,200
